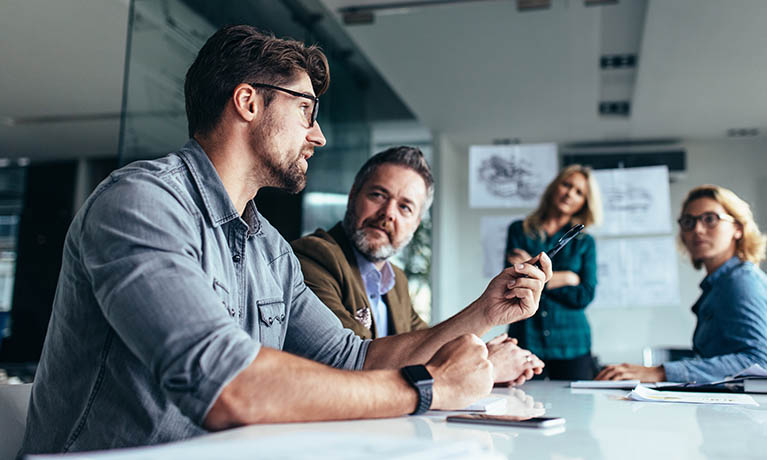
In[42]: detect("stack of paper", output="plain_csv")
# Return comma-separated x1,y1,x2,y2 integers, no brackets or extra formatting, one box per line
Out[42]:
628,384,759,406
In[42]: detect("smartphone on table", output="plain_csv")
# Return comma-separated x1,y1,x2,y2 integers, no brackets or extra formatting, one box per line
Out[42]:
446,414,565,428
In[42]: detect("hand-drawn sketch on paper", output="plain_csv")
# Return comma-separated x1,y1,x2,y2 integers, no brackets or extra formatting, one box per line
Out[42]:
591,236,680,308
469,144,558,208
480,215,525,277
591,166,672,236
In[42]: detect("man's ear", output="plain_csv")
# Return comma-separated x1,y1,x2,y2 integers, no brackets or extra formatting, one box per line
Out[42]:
232,83,259,122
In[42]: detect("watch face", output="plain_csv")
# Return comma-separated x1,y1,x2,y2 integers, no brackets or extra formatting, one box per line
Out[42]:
403,365,434,386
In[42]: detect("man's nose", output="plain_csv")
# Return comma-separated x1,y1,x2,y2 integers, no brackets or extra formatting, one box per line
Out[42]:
378,199,397,221
308,121,326,147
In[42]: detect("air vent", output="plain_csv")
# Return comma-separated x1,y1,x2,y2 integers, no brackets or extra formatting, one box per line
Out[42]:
342,10,374,25
585,0,619,6
598,101,631,116
517,0,551,11
726,128,759,137
600,54,637,69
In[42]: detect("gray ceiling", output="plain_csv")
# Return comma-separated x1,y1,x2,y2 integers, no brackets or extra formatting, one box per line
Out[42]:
2,0,766,162
0,0,129,161
320,0,767,145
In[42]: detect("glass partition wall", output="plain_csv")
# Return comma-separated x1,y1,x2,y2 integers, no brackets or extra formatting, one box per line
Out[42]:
118,0,433,321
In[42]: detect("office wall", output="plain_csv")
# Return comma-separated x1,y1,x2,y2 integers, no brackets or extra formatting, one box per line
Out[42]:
432,134,767,363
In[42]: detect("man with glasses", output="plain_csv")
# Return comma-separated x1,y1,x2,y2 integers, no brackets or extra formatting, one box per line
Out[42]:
21,25,551,455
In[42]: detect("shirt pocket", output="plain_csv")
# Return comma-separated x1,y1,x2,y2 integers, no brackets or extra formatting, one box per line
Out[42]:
213,278,237,319
257,297,286,348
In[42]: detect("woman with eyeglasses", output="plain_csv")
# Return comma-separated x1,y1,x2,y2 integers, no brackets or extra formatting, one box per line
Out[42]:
505,164,603,380
596,185,767,382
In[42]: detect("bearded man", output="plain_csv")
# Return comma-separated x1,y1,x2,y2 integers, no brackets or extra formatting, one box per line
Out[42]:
292,146,544,385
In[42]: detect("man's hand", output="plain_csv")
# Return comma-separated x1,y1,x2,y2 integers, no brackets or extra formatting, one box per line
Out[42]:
486,333,544,385
595,363,666,383
426,334,494,410
476,252,553,327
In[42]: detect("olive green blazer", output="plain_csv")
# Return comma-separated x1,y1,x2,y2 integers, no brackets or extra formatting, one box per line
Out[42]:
291,222,427,339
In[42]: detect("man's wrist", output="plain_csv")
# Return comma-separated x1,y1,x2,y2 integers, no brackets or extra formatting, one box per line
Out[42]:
656,365,667,382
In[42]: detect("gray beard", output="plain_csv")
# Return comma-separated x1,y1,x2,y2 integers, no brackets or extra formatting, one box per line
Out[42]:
342,208,413,263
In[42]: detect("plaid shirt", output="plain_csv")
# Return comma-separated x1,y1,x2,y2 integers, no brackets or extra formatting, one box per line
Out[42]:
505,220,597,360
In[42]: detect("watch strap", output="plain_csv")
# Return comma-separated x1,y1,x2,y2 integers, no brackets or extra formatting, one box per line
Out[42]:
401,365,433,415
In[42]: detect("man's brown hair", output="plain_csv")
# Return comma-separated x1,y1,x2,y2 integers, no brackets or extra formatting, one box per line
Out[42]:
184,25,329,137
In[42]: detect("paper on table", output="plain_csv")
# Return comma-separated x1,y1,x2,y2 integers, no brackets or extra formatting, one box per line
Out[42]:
570,380,640,390
28,432,505,460
732,364,767,379
628,384,759,406
429,396,508,414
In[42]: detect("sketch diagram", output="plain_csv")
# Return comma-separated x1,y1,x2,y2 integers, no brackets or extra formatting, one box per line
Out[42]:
603,185,652,212
478,155,539,200
591,166,672,236
591,236,680,308
469,144,558,208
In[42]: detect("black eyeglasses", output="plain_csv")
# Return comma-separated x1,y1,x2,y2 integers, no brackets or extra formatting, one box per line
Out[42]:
250,83,319,127
678,212,735,231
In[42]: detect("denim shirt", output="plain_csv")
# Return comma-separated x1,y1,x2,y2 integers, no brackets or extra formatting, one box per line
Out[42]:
663,257,767,383
20,140,370,455
352,248,395,337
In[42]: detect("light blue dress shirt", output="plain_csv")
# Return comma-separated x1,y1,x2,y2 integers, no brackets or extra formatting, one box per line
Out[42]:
352,248,395,337
663,257,767,382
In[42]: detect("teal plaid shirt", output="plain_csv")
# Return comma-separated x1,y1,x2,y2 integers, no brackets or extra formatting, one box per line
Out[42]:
505,220,597,360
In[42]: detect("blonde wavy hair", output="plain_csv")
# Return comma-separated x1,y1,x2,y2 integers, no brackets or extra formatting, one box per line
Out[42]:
523,164,603,237
679,185,767,269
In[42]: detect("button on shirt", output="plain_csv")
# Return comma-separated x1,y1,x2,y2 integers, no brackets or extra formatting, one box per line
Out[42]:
663,257,767,383
21,140,370,455
353,248,395,337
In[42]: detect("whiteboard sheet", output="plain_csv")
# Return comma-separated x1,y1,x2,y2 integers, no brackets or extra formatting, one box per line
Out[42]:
480,215,525,277
591,166,672,236
469,144,558,208
591,236,680,308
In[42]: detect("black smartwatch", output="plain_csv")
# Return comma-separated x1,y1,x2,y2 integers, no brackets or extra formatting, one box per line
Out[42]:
401,365,434,415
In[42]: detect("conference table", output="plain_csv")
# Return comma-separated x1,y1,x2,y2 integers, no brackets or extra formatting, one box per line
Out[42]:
189,380,767,460
32,381,767,459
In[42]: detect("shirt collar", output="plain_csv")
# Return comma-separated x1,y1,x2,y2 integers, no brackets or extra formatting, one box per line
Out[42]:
352,247,396,296
700,256,741,291
177,139,259,231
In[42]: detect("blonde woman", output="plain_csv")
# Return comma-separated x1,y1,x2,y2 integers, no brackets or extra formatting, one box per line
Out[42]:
505,164,602,380
597,185,767,382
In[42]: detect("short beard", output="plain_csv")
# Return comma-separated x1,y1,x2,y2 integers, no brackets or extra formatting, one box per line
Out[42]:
251,111,307,194
342,206,413,263
265,159,305,194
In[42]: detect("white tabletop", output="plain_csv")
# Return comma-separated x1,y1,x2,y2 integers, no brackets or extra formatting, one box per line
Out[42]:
195,380,767,460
